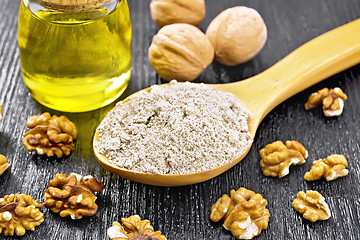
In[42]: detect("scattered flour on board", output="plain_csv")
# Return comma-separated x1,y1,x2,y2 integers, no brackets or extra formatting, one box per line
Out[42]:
95,80,252,174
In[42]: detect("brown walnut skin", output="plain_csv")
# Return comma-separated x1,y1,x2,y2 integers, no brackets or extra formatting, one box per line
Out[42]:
210,188,270,239
108,215,167,240
26,112,78,139
304,87,347,110
304,87,347,117
206,6,267,66
148,23,214,82
150,0,205,27
292,190,331,222
44,173,105,220
210,194,231,222
0,194,44,236
23,112,78,158
259,140,307,178
304,154,349,181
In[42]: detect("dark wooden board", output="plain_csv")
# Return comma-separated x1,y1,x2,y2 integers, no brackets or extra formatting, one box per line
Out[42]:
1,0,360,239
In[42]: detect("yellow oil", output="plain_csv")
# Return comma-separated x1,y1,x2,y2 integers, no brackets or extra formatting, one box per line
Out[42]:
18,0,132,112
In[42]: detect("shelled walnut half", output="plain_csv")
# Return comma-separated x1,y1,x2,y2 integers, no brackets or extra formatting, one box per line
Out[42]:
292,190,331,222
304,154,349,181
23,112,78,158
305,87,347,117
0,193,44,236
107,215,167,240
44,173,104,220
210,187,270,240
0,155,9,176
259,140,308,177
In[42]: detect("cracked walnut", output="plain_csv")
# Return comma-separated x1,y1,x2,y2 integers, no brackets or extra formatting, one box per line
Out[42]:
293,190,331,222
107,215,167,240
44,173,104,220
211,187,270,239
0,193,44,236
305,87,347,117
23,112,78,158
304,154,348,181
260,140,308,178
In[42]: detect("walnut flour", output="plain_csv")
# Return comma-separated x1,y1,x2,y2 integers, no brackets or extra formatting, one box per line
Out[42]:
95,81,252,175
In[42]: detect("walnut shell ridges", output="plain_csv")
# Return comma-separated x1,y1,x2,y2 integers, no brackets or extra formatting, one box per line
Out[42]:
148,23,214,82
150,0,206,27
206,6,267,66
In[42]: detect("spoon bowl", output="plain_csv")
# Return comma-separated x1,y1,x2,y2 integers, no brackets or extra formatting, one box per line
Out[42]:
93,19,360,186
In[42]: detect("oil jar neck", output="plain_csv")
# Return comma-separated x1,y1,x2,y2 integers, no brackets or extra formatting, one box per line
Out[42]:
34,0,114,12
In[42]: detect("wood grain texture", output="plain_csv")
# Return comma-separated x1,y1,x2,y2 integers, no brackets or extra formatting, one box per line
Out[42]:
1,0,360,239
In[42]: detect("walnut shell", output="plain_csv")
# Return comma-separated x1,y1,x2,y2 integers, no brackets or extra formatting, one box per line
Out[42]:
150,0,205,27
206,6,267,66
148,23,214,82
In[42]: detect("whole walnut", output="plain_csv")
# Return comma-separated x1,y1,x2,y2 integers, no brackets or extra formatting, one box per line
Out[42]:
206,6,267,66
150,0,206,27
149,23,214,82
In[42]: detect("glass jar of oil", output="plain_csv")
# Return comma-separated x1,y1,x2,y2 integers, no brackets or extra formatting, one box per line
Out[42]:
18,0,132,112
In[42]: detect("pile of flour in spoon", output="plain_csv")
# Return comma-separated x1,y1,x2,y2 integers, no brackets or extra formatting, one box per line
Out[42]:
95,80,252,175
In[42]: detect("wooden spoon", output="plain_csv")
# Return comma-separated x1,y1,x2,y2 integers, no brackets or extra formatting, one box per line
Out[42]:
93,19,360,186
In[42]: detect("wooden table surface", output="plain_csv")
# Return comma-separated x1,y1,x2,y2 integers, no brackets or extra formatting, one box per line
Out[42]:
1,0,360,239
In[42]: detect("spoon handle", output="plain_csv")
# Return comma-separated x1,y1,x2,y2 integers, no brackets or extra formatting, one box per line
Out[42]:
234,18,360,126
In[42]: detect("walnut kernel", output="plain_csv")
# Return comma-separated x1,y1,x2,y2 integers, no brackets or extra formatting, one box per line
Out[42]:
23,112,78,158
305,87,347,117
206,6,267,66
107,215,167,240
0,194,44,236
259,140,308,177
210,187,270,240
150,0,205,27
292,190,331,222
148,23,214,82
210,194,230,222
0,155,9,176
304,154,349,181
44,173,104,220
